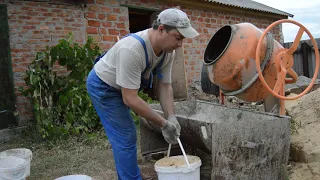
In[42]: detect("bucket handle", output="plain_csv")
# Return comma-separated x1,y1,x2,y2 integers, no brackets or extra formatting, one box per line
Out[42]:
167,138,191,169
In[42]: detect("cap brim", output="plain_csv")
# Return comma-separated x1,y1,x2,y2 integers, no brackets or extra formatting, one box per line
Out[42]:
177,26,199,38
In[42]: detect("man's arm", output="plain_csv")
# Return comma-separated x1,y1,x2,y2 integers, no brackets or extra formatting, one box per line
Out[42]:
157,82,175,119
121,88,167,127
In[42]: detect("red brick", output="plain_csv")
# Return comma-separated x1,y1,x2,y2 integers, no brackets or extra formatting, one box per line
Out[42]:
65,18,74,22
35,17,46,21
101,7,112,13
89,5,99,12
113,8,120,13
72,23,82,27
87,20,99,27
109,0,118,5
58,13,68,17
33,31,44,34
43,13,56,17
13,67,26,72
119,16,128,21
98,14,105,20
108,29,119,35
45,22,55,26
116,23,126,29
87,27,98,34
26,21,41,25
21,7,33,11
120,30,128,36
102,22,112,27
19,16,32,20
25,2,38,6
51,9,63,13
40,26,49,30
103,36,114,41
100,28,107,34
85,12,96,18
34,8,48,12
96,0,107,4
23,26,36,30
107,14,117,21
52,17,61,21
186,10,192,15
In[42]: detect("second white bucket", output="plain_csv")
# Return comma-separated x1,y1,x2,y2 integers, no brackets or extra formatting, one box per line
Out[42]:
155,155,202,180
0,148,32,177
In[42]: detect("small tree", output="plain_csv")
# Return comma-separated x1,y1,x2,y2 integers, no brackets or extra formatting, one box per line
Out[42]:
20,34,156,139
20,34,101,139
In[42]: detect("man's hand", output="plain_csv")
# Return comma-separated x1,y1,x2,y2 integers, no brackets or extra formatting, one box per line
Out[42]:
161,121,179,144
167,115,181,135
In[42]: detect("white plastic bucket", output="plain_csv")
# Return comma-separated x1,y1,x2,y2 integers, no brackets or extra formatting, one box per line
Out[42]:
155,155,202,180
54,175,92,180
0,149,32,177
0,156,28,180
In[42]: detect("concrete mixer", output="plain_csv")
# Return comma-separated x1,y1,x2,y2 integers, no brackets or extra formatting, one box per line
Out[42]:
202,19,319,115
140,19,319,180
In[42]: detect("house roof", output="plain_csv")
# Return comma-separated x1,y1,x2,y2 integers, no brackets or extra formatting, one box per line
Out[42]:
205,0,294,17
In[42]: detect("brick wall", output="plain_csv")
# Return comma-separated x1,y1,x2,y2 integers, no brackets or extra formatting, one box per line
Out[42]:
1,0,283,124
4,0,86,123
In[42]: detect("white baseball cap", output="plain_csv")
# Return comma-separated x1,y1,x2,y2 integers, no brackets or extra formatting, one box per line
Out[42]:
157,8,199,38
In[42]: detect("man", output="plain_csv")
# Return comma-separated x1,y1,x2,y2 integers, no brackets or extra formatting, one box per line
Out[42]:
86,8,199,180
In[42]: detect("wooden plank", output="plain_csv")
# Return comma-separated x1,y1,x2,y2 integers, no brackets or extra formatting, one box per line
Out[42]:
171,47,188,100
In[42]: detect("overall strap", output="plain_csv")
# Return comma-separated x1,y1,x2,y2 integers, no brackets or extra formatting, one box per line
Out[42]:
155,53,166,79
129,34,149,76
148,53,167,88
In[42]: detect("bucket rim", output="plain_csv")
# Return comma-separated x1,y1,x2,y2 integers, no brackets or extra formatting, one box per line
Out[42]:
0,148,33,161
54,174,92,180
154,155,202,174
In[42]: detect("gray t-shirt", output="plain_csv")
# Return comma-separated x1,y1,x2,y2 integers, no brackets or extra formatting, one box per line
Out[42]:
94,29,175,90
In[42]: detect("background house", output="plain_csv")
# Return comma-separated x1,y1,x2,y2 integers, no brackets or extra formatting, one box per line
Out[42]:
0,0,292,129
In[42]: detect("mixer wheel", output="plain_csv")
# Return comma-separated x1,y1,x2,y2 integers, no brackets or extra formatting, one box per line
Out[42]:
256,19,319,100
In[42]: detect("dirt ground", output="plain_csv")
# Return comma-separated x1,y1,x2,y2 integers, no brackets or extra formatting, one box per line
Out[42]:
0,127,158,180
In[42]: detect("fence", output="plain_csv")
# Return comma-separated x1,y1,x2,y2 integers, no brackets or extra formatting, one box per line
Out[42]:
283,38,320,79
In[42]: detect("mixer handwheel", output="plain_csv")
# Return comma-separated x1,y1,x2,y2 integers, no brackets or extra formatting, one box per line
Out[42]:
256,19,320,100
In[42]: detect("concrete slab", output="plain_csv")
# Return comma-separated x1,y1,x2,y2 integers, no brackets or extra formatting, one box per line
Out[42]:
140,100,291,179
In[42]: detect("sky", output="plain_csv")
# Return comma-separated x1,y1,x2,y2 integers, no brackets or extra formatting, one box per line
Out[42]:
253,0,320,42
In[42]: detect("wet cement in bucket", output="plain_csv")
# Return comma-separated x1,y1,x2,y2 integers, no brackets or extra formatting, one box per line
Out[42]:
155,155,200,168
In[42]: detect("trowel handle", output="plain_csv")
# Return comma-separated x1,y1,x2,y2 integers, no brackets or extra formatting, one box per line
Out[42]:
167,139,191,169
167,144,171,157
177,138,191,169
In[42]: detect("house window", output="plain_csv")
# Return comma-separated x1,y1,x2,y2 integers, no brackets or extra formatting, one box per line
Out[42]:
128,7,159,33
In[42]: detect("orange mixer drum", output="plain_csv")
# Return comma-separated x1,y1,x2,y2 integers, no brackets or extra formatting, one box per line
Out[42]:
203,23,284,102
